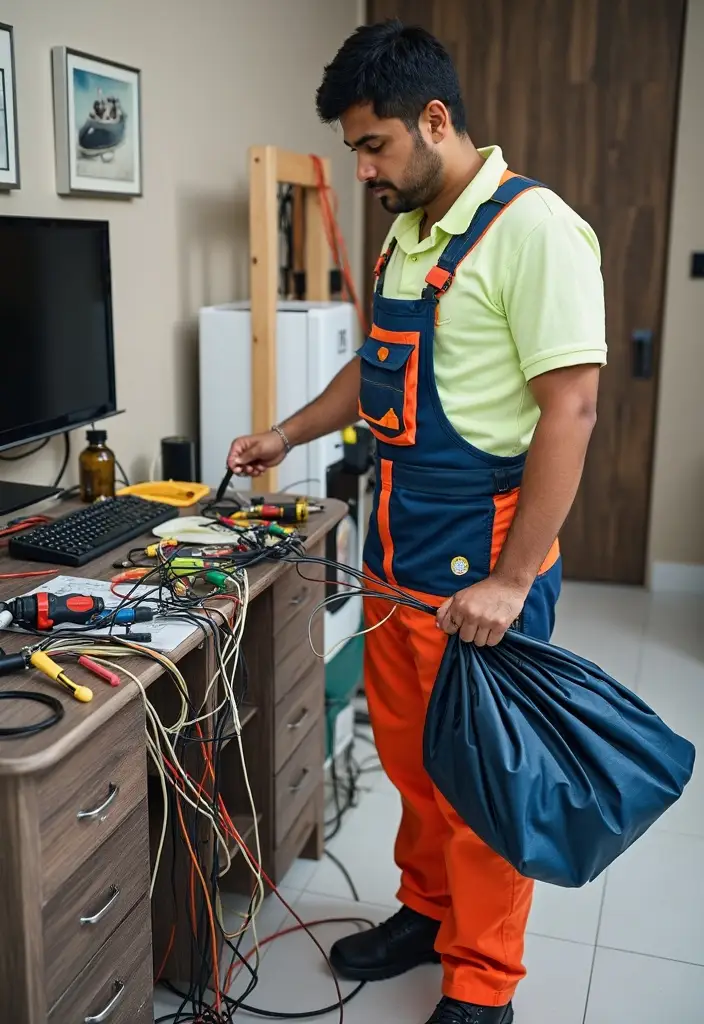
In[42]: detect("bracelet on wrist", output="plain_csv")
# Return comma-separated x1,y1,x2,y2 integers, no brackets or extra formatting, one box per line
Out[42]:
271,423,292,454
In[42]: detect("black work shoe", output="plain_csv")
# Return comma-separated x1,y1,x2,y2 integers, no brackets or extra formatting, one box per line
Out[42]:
425,998,514,1024
329,905,441,981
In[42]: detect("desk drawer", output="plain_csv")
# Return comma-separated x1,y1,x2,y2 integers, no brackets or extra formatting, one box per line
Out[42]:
275,716,324,845
44,799,150,1007
274,668,324,773
274,635,320,706
274,792,320,882
273,560,324,636
39,699,146,900
49,894,152,1023
274,596,322,668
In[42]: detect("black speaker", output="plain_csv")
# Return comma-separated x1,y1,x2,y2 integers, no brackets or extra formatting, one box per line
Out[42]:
161,436,198,481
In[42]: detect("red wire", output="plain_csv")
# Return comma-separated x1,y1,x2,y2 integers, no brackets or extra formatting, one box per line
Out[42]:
311,155,368,337
0,569,58,580
157,735,347,1021
0,516,51,547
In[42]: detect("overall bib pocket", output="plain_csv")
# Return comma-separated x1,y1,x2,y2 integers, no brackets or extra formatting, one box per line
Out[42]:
357,328,420,446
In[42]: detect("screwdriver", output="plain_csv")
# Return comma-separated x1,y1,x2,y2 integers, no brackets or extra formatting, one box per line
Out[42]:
226,499,322,524
30,651,93,702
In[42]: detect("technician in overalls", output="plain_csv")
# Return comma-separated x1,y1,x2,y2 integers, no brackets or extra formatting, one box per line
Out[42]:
228,20,606,1024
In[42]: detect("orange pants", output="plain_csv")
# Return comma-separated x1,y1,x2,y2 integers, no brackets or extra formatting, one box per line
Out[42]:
364,585,534,1006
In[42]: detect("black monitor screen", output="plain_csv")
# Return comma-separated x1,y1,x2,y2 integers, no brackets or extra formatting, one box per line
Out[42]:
0,216,117,450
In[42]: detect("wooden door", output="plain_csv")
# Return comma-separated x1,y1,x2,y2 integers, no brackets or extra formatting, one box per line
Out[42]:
365,0,687,584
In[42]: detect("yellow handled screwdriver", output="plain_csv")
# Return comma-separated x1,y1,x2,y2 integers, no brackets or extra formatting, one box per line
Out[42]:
30,651,93,703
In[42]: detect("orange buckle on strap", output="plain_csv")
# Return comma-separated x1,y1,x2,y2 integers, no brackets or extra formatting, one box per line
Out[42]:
425,265,454,294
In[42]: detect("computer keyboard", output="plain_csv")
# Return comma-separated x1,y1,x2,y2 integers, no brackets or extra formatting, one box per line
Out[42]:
8,495,177,567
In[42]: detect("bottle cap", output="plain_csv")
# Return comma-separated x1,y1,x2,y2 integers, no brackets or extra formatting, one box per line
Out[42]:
87,430,107,444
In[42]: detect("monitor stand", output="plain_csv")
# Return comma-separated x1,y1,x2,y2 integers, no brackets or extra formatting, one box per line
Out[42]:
0,481,61,518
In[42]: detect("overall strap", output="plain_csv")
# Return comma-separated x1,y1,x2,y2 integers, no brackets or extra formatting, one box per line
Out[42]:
423,172,542,300
374,237,398,294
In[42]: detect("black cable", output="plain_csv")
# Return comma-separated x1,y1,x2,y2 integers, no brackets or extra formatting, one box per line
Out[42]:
58,537,390,1024
324,850,360,902
161,914,372,1021
0,690,64,737
53,432,71,488
278,183,294,297
34,536,403,1021
0,431,70,488
0,437,50,461
354,706,371,726
114,456,130,488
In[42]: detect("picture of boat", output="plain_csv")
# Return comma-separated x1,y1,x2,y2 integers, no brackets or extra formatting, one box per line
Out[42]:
77,90,126,161
67,61,139,190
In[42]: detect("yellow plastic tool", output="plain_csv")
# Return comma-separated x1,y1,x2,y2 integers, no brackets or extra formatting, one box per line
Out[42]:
30,651,93,702
116,481,210,507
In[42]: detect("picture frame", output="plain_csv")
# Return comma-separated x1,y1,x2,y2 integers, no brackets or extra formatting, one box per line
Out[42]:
0,22,20,190
51,46,142,197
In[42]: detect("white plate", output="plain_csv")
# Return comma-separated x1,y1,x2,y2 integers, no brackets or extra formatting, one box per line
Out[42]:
151,516,240,545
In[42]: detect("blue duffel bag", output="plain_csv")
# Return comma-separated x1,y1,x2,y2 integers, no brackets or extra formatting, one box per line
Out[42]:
423,630,696,887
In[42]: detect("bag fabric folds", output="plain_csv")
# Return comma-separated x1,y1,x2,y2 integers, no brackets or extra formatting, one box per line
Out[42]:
423,630,696,887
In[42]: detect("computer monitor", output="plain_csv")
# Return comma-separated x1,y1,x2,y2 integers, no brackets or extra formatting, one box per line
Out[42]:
0,216,119,515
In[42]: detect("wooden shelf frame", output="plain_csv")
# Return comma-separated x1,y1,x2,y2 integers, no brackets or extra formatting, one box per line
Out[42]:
248,146,332,491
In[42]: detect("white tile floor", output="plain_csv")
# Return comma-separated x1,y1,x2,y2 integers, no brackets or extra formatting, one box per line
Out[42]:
154,582,704,1022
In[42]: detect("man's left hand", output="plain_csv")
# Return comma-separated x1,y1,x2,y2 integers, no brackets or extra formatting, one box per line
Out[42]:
436,576,531,647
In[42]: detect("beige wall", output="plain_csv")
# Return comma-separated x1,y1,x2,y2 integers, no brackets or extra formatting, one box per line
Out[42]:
648,0,704,570
0,0,364,490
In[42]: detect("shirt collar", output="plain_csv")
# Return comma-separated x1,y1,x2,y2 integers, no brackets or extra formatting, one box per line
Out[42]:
392,145,508,254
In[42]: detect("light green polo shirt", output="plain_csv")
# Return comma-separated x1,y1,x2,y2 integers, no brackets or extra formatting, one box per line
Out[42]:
378,145,607,457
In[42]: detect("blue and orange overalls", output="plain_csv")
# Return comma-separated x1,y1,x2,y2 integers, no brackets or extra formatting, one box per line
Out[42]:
358,173,562,1006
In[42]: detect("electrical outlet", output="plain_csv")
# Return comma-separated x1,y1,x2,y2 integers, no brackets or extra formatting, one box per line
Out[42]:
690,252,704,278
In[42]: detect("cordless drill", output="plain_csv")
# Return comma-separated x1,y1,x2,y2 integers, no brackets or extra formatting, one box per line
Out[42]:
2,592,155,632
6,593,106,631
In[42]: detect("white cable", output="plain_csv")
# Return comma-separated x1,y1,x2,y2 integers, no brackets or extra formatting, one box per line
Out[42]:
307,589,397,660
45,560,268,959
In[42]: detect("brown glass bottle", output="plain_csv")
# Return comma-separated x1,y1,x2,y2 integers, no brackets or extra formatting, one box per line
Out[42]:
79,430,116,502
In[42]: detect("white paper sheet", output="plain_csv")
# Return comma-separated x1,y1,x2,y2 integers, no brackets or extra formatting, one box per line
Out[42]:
5,575,198,652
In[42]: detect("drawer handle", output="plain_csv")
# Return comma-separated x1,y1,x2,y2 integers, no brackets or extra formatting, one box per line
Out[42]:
77,783,119,822
289,767,310,794
289,591,306,607
84,980,125,1022
80,886,120,926
287,708,310,731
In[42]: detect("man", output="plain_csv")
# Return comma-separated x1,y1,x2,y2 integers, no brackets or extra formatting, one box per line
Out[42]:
228,20,605,1024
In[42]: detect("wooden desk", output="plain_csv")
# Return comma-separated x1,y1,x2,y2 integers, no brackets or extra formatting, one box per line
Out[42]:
0,497,346,1023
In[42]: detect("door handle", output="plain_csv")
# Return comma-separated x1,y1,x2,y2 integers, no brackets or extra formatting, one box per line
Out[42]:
632,329,654,380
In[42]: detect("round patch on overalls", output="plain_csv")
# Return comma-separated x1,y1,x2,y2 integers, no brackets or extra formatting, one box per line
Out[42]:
377,345,389,362
451,556,470,576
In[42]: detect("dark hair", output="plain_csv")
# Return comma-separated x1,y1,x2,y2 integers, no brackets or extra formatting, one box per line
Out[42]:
316,20,467,135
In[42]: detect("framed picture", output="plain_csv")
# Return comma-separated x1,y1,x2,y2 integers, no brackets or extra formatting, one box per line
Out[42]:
0,23,20,190
52,46,142,197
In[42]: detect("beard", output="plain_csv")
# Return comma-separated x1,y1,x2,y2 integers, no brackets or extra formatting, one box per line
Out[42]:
370,134,444,214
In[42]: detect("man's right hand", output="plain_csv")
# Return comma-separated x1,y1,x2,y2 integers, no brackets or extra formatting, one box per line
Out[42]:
227,430,287,477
